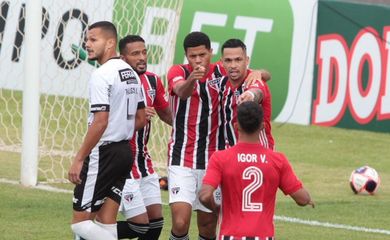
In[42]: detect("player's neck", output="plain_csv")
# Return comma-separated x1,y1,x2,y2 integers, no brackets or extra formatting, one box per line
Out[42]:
238,133,260,144
229,78,245,88
98,50,118,65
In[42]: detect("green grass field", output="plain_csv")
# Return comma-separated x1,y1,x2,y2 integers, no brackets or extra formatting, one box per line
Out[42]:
0,122,389,239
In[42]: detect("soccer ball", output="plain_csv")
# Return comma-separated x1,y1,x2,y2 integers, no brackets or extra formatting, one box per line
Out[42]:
349,166,380,195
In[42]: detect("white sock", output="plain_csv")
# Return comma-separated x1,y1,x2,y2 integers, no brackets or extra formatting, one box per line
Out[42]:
95,221,118,239
71,220,116,240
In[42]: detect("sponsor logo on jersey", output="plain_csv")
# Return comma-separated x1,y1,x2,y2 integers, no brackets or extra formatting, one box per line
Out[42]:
119,68,138,84
171,186,180,194
91,104,110,112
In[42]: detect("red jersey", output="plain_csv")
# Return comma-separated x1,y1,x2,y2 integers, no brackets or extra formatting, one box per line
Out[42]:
220,71,274,149
203,142,303,238
167,63,225,169
130,71,169,179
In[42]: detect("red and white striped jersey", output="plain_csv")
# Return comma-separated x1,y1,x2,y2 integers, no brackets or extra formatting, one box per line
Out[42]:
220,70,274,150
167,63,226,169
130,71,169,179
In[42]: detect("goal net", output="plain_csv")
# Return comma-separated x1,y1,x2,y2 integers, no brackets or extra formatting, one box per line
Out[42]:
0,0,183,184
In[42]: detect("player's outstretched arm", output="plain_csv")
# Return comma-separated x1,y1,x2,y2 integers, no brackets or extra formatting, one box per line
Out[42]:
199,184,219,213
290,188,315,208
173,65,206,100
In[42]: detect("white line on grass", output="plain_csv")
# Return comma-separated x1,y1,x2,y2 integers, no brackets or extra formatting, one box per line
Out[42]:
274,215,390,235
1,178,389,236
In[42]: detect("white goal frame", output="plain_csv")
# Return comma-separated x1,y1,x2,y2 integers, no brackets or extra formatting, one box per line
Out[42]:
21,0,42,186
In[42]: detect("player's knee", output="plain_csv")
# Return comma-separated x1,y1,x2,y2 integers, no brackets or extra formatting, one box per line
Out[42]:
171,217,190,235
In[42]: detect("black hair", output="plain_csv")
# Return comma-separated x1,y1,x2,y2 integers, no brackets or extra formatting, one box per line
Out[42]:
237,101,264,134
118,35,145,54
183,31,211,52
221,38,247,54
88,21,117,40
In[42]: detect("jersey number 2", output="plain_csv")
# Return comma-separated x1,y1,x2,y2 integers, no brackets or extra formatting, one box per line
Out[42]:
242,166,263,212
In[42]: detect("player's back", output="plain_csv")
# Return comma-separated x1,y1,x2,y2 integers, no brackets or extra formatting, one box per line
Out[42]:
216,142,301,238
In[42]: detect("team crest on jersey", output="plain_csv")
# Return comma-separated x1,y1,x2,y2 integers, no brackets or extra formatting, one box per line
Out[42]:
208,77,221,91
147,89,156,100
124,193,134,202
234,90,241,101
119,68,138,84
171,187,180,195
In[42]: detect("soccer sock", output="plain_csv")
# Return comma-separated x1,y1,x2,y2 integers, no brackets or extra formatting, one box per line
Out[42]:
198,235,216,240
169,231,189,240
71,220,116,240
95,221,118,239
139,217,164,240
117,220,149,239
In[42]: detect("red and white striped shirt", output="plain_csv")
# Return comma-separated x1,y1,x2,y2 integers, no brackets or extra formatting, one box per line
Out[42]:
167,63,225,169
220,70,274,150
130,71,169,179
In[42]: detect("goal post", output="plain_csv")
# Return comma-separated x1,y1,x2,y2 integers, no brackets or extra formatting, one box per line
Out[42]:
20,0,42,186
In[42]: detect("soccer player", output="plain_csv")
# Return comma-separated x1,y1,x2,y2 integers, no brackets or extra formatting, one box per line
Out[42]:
116,35,172,240
200,101,314,239
167,31,224,240
68,21,146,240
220,38,274,150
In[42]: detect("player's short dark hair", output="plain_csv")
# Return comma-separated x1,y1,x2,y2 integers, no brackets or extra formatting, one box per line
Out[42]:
119,35,145,54
88,21,117,41
237,101,264,134
183,31,211,52
221,38,247,54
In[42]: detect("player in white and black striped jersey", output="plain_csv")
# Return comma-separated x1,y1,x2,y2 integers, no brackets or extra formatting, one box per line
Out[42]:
68,21,146,240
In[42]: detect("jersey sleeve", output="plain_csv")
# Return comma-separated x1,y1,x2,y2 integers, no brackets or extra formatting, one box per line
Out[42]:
167,65,186,95
89,71,110,112
278,153,303,195
153,76,169,110
203,153,223,188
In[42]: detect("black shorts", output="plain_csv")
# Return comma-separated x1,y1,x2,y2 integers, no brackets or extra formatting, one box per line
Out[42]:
73,140,133,212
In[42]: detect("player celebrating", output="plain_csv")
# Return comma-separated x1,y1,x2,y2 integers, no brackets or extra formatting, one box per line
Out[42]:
167,31,224,240
116,35,172,240
200,101,314,239
68,21,146,240
220,38,274,150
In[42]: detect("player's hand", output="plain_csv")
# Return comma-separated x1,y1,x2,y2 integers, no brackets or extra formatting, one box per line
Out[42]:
237,91,255,105
68,158,83,185
245,69,271,86
145,106,156,121
188,65,206,81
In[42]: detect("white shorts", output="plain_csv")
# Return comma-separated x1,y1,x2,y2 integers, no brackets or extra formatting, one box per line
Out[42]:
119,173,162,219
139,173,162,207
168,166,215,212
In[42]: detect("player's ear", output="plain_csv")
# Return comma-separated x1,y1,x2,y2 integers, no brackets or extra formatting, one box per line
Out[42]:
107,38,116,50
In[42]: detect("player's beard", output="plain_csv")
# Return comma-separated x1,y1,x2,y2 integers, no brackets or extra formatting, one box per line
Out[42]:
135,61,147,75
